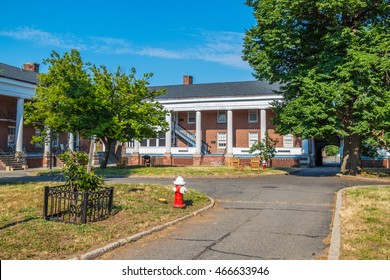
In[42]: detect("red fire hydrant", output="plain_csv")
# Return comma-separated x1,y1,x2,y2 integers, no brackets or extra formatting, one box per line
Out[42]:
172,176,187,208
262,160,267,170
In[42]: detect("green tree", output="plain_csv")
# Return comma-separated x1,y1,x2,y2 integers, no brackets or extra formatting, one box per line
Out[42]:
25,49,168,168
58,151,103,192
323,145,339,157
249,133,278,162
243,0,390,175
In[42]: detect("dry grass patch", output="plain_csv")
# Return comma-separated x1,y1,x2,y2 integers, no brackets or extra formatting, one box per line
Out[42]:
340,186,390,259
93,165,288,177
360,168,390,179
0,182,210,260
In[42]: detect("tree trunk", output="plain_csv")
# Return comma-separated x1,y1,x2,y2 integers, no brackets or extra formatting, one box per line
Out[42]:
340,134,362,175
100,139,113,169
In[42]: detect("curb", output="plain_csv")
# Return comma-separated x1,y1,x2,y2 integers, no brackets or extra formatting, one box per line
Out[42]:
328,188,344,260
73,196,215,260
328,184,389,260
336,173,390,183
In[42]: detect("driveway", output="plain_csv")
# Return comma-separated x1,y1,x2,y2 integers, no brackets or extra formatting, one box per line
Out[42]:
99,167,386,260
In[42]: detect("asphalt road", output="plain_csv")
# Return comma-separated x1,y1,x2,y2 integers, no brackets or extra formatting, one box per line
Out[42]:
98,167,386,260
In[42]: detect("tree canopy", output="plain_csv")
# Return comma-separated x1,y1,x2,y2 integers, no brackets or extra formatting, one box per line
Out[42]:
243,0,390,174
25,49,168,168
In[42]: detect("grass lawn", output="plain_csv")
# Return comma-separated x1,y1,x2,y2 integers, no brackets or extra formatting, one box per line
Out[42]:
92,165,291,177
0,182,210,260
360,168,390,180
340,186,390,259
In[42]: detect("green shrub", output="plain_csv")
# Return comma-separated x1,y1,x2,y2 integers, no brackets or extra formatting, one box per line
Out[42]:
58,151,103,192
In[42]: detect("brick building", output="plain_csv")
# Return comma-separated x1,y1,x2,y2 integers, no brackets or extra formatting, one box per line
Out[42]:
125,76,310,167
3,62,385,170
0,62,87,170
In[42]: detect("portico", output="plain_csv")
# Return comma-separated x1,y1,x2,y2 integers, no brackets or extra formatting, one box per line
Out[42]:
125,78,304,166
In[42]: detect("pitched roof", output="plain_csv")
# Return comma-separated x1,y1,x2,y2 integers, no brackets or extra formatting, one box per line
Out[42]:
151,80,281,100
0,63,38,84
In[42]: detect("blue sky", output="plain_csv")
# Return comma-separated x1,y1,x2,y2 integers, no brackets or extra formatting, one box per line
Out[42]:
0,1,256,86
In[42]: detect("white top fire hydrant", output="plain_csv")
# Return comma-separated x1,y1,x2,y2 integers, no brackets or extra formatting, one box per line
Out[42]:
172,176,187,208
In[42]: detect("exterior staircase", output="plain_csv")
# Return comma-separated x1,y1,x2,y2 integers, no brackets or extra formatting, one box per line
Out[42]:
0,153,25,171
174,122,210,154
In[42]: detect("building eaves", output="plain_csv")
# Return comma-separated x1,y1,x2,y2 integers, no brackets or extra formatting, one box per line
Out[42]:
0,63,38,85
151,80,282,100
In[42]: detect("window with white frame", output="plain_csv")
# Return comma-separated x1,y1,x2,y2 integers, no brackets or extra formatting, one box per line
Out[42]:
248,110,258,123
283,134,294,147
188,111,196,124
52,133,60,148
141,139,148,146
126,141,134,148
248,132,258,147
158,132,166,146
149,138,157,146
140,133,166,147
7,126,15,147
217,132,227,148
217,110,227,123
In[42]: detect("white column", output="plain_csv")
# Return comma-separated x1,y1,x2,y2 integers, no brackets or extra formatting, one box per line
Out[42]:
260,109,266,143
195,111,202,154
87,137,96,173
134,140,140,154
44,128,51,154
165,113,172,154
227,110,233,155
43,128,51,168
68,133,74,151
15,98,24,152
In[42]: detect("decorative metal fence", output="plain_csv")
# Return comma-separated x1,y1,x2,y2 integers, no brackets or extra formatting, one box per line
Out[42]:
43,185,114,224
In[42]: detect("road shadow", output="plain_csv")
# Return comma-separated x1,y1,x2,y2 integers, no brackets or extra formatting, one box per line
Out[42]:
291,166,340,177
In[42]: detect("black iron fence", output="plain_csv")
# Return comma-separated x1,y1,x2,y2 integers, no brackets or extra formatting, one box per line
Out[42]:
43,185,114,224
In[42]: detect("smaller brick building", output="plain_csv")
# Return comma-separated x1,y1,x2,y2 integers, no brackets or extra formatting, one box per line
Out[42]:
125,76,310,167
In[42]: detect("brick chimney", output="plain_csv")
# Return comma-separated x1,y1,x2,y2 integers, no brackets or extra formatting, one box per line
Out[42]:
183,75,193,85
23,62,40,73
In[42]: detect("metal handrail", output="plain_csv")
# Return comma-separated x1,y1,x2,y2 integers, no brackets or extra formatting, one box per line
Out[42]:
173,122,211,154
0,147,14,166
174,122,196,143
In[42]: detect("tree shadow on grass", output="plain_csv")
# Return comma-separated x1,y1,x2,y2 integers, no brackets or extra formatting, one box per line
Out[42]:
0,217,39,230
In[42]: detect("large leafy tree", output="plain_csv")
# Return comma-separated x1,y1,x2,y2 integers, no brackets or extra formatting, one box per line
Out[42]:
25,49,168,168
243,0,390,174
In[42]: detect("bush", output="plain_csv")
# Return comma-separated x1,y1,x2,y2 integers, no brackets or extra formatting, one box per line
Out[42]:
249,132,278,161
58,151,103,192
